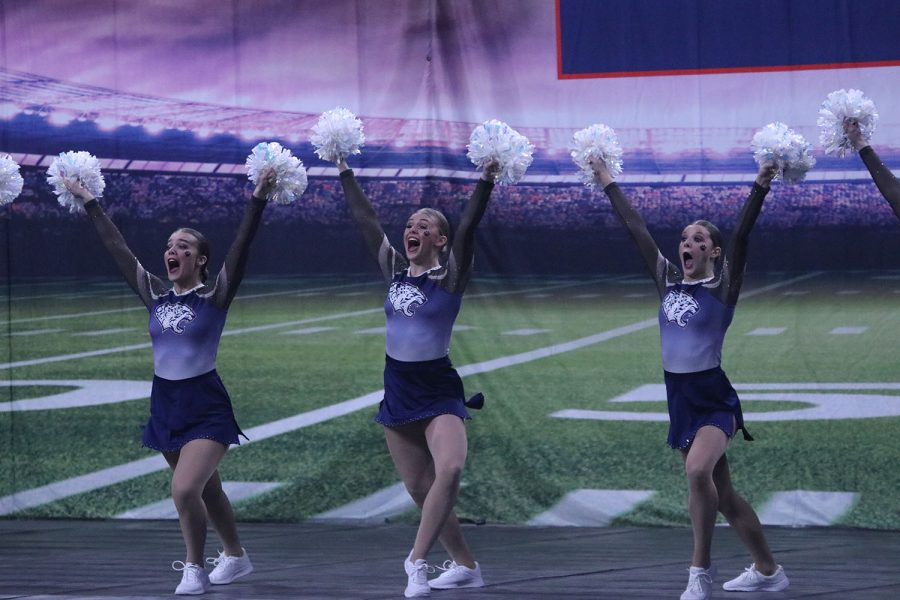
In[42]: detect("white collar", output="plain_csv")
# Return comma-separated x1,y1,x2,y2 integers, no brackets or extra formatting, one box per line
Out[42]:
171,282,204,296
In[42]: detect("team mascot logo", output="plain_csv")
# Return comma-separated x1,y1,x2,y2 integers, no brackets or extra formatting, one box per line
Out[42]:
155,302,196,334
389,281,427,317
662,289,700,327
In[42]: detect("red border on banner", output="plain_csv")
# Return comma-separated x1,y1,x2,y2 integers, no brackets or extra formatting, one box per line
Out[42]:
554,0,900,79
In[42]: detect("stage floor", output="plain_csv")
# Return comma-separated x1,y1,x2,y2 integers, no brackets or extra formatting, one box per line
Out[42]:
1,520,898,599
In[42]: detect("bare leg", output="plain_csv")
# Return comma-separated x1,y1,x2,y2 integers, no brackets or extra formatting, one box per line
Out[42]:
201,470,244,556
682,425,729,569
164,439,228,564
384,416,476,567
714,455,778,574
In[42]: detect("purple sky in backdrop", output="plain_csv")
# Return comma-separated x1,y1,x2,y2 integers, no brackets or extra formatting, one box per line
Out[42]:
1,0,897,144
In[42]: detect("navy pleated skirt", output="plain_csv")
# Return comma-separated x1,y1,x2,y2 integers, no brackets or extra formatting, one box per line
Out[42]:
377,355,470,427
143,369,245,452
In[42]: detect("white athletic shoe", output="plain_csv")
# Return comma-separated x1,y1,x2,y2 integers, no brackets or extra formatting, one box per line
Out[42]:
404,552,432,598
723,564,789,592
206,548,253,585
680,565,715,600
429,560,484,589
172,561,210,595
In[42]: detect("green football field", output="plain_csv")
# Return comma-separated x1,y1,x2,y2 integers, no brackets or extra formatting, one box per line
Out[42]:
1,270,898,529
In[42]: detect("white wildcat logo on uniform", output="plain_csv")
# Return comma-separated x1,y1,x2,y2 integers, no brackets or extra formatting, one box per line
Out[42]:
155,302,196,334
663,289,700,327
389,281,427,317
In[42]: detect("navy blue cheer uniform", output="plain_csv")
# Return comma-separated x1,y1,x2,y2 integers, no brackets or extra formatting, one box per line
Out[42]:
604,181,770,449
339,169,494,426
84,194,267,452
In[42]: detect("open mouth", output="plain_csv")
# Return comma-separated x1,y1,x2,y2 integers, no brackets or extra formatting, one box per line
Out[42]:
167,258,180,273
682,252,694,270
407,237,421,251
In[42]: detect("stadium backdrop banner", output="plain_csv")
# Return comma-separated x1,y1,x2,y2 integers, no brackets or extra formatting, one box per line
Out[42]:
1,0,900,529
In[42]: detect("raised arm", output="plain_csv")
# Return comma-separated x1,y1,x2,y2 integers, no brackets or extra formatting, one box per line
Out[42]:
213,168,274,309
66,179,156,308
722,162,776,304
592,160,664,285
845,119,900,219
448,161,497,292
337,159,399,281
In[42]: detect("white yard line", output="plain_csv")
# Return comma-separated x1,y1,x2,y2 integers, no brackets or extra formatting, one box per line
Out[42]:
4,281,372,325
0,273,819,514
0,278,607,370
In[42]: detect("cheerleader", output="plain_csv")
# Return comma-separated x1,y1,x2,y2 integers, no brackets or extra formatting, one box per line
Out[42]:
336,157,496,598
590,159,789,599
63,169,276,595
844,118,900,216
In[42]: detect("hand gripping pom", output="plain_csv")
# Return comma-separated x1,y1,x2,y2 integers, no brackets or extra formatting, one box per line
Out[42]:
751,122,816,185
310,107,365,163
570,124,623,188
245,142,308,204
46,151,106,213
817,89,879,158
467,119,534,185
0,154,24,206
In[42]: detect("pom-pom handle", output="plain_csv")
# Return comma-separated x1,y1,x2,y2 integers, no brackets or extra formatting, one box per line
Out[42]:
817,89,878,158
466,119,534,185
245,142,308,205
570,124,624,188
751,122,816,185
46,151,106,213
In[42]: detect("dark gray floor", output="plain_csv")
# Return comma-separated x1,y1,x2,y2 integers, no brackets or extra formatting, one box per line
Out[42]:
1,520,898,599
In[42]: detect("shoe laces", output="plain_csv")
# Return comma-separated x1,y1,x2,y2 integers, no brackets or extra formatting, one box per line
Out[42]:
686,568,713,591
172,561,202,580
435,560,460,573
205,550,226,568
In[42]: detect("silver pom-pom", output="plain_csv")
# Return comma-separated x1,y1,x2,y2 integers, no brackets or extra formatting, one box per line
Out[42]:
817,89,879,157
751,122,816,185
46,151,106,212
0,154,24,206
245,142,308,205
570,124,623,188
467,119,534,185
310,107,366,163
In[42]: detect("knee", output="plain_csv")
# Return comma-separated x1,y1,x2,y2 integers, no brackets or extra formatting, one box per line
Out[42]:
684,462,713,488
171,479,203,508
406,481,431,507
433,460,464,487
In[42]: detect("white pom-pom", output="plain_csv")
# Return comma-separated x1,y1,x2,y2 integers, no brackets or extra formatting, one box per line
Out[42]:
570,124,623,188
466,119,534,185
751,122,816,185
817,89,879,157
0,154,24,205
245,142,308,205
46,151,105,212
310,107,366,163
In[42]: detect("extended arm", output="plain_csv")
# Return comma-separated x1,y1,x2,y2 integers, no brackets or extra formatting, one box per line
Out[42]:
337,159,397,280
449,161,497,291
215,169,274,308
846,120,900,219
593,160,664,285
723,163,776,304
67,179,154,307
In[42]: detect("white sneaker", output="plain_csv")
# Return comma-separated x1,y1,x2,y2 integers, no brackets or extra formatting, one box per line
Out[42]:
681,565,715,600
429,560,485,589
206,548,253,585
723,564,789,592
404,552,432,598
172,561,210,595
